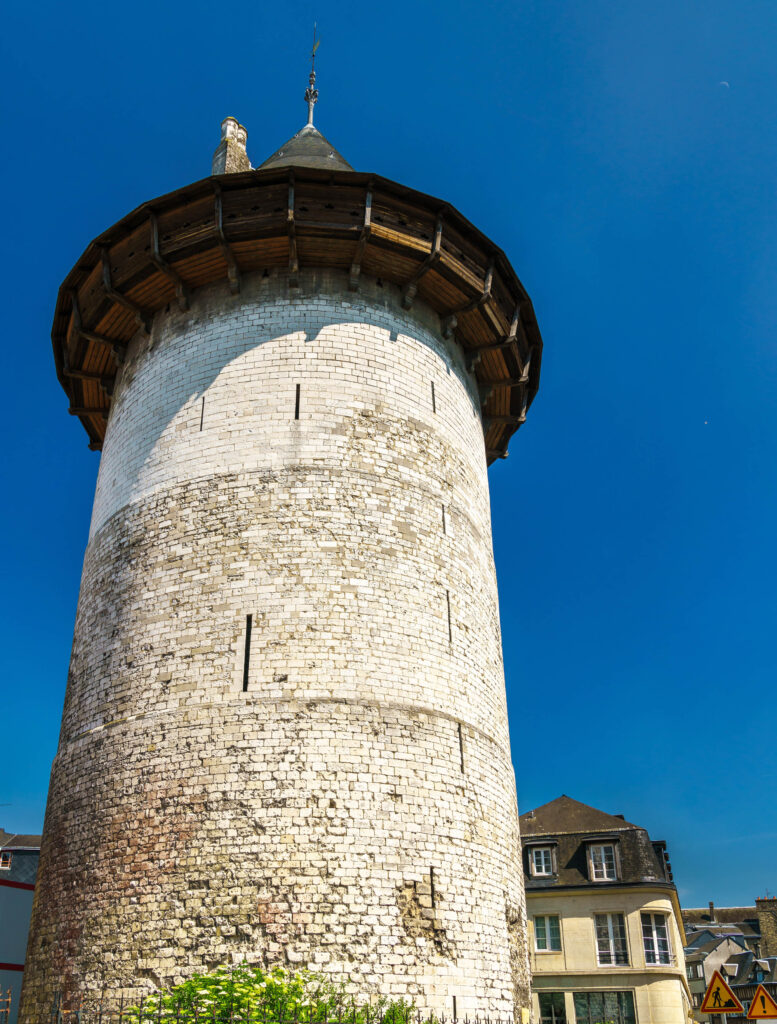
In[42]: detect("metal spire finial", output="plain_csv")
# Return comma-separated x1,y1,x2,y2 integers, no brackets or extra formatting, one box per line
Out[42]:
305,24,320,126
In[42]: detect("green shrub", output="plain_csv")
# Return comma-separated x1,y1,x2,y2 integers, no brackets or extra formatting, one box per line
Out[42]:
126,965,418,1024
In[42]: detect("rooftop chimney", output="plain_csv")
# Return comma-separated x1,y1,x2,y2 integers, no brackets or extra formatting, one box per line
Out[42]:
709,900,715,921
212,117,251,175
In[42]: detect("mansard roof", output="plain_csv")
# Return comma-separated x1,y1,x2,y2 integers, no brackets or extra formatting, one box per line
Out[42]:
520,795,641,836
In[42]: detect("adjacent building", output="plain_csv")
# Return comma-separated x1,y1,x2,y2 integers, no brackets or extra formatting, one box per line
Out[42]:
683,903,763,956
682,898,777,1021
683,935,748,1017
0,831,41,1024
520,796,690,1024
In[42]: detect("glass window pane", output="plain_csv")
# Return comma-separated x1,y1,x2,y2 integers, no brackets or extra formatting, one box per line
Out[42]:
603,845,616,877
619,991,636,1024
536,916,548,949
549,916,561,950
573,992,635,1024
538,992,566,1024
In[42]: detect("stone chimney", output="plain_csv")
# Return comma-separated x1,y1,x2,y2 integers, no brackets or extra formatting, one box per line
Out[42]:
708,900,715,921
756,897,777,956
212,117,251,174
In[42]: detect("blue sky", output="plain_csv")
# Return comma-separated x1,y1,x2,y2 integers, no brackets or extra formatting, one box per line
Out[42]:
2,0,775,906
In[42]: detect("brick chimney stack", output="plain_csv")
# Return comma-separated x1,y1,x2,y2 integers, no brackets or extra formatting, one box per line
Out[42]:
756,897,777,956
212,116,250,174
709,900,715,921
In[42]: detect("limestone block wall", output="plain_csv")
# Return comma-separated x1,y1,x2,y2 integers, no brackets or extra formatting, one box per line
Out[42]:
21,271,529,1019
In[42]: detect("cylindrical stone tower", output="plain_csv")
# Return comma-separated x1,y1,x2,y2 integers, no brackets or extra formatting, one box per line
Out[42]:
21,111,543,1021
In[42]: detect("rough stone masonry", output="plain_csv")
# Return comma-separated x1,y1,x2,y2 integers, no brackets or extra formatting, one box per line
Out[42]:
21,120,542,1022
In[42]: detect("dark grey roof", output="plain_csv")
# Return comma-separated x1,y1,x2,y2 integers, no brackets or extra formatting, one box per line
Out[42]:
685,936,748,958
684,906,759,926
519,796,672,890
520,795,641,835
0,828,41,849
259,124,353,171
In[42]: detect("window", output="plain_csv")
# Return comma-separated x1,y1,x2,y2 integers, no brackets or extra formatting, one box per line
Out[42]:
642,912,672,964
589,843,618,881
693,993,702,1009
0,852,11,870
573,991,635,1024
535,915,562,952
538,993,566,1023
595,913,629,965
530,846,555,876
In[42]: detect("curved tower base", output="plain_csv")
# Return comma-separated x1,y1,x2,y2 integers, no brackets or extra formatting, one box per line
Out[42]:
21,273,529,1019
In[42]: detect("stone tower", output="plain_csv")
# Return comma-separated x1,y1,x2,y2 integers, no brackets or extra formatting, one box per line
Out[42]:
21,93,543,1022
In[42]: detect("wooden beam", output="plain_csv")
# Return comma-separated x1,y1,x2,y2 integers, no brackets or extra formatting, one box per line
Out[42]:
62,367,115,397
465,304,529,369
402,214,443,308
149,212,190,311
212,183,241,294
446,261,494,317
70,292,127,364
101,248,152,333
483,414,526,426
69,406,108,417
479,373,531,387
349,186,373,291
287,174,299,288
485,448,509,460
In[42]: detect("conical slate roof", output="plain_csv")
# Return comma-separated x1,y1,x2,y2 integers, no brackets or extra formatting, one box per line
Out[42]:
259,123,353,171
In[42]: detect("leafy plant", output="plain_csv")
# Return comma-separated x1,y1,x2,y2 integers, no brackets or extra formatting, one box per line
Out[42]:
126,965,419,1024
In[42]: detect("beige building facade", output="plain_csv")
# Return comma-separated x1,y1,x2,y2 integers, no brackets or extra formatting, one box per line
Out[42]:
521,796,691,1024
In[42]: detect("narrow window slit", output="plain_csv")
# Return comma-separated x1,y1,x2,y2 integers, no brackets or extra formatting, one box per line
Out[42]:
445,589,452,644
242,614,253,692
457,722,465,772
431,381,437,413
294,383,301,420
452,997,457,1021
430,866,436,907
199,396,205,431
442,504,447,534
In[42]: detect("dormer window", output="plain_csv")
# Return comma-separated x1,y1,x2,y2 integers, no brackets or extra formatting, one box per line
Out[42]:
588,842,618,881
529,845,556,877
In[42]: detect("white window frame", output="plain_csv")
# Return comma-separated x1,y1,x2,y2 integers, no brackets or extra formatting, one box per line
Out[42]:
588,842,618,881
642,912,673,965
0,851,11,870
534,914,562,952
529,845,555,877
594,912,630,966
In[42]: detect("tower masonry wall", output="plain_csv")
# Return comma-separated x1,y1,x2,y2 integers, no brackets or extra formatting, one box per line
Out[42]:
21,271,530,1019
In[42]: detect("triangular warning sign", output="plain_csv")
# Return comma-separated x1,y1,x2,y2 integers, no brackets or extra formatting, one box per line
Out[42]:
748,984,777,1019
700,970,744,1014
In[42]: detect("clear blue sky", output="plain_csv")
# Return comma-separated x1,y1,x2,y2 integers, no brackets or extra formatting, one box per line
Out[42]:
2,0,775,908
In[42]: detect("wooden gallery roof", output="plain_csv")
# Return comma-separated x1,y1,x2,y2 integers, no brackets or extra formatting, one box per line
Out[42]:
52,166,543,462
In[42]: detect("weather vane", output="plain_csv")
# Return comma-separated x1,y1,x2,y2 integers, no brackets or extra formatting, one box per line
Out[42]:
305,24,320,126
